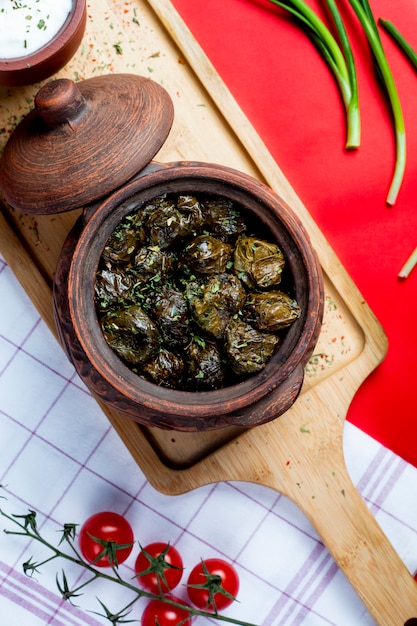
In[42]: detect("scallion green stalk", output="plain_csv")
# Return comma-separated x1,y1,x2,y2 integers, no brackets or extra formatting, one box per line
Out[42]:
379,18,417,72
398,246,417,280
323,0,360,148
325,0,361,148
267,0,360,148
348,0,405,205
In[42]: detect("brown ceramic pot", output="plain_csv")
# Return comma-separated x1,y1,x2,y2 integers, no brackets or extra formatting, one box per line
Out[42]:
0,0,86,87
0,74,324,431
52,162,323,430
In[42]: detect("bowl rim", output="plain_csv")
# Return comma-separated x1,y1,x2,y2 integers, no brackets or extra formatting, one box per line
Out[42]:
0,0,85,73
66,161,324,421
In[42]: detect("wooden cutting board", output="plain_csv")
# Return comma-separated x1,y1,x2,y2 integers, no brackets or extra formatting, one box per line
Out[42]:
1,1,417,623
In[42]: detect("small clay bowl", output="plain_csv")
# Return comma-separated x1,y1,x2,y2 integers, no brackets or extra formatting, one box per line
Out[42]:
0,0,86,87
0,74,324,432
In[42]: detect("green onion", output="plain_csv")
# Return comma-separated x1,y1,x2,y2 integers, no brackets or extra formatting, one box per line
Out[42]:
379,18,417,72
266,0,360,149
323,0,360,148
398,246,417,280
348,0,405,205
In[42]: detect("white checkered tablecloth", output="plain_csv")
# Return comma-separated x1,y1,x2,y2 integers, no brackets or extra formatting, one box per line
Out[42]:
1,253,417,625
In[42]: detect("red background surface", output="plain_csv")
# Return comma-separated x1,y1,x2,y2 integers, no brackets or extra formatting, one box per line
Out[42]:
172,0,417,468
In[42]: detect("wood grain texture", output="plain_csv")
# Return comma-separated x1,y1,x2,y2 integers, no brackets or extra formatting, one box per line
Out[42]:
1,0,416,623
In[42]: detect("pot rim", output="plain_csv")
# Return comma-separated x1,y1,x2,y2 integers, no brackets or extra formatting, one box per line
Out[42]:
67,161,324,420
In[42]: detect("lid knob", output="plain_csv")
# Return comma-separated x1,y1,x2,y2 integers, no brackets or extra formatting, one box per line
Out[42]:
35,79,87,129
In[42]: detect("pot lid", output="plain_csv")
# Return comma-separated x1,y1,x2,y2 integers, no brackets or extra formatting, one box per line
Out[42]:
0,73,174,214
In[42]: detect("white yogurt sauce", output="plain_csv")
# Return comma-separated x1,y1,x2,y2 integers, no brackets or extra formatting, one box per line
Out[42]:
0,0,73,59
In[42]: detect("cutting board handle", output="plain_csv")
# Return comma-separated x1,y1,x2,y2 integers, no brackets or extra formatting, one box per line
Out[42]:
298,458,417,624
260,418,417,624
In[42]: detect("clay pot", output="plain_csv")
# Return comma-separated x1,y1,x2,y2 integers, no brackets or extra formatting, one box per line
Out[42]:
0,0,86,87
0,74,324,431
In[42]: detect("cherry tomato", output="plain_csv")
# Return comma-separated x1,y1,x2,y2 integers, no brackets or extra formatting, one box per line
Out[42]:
141,595,192,626
134,542,183,594
186,558,239,611
78,511,134,567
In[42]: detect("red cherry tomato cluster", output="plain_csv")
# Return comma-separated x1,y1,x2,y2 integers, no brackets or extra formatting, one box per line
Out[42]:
137,553,239,625
78,511,240,625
